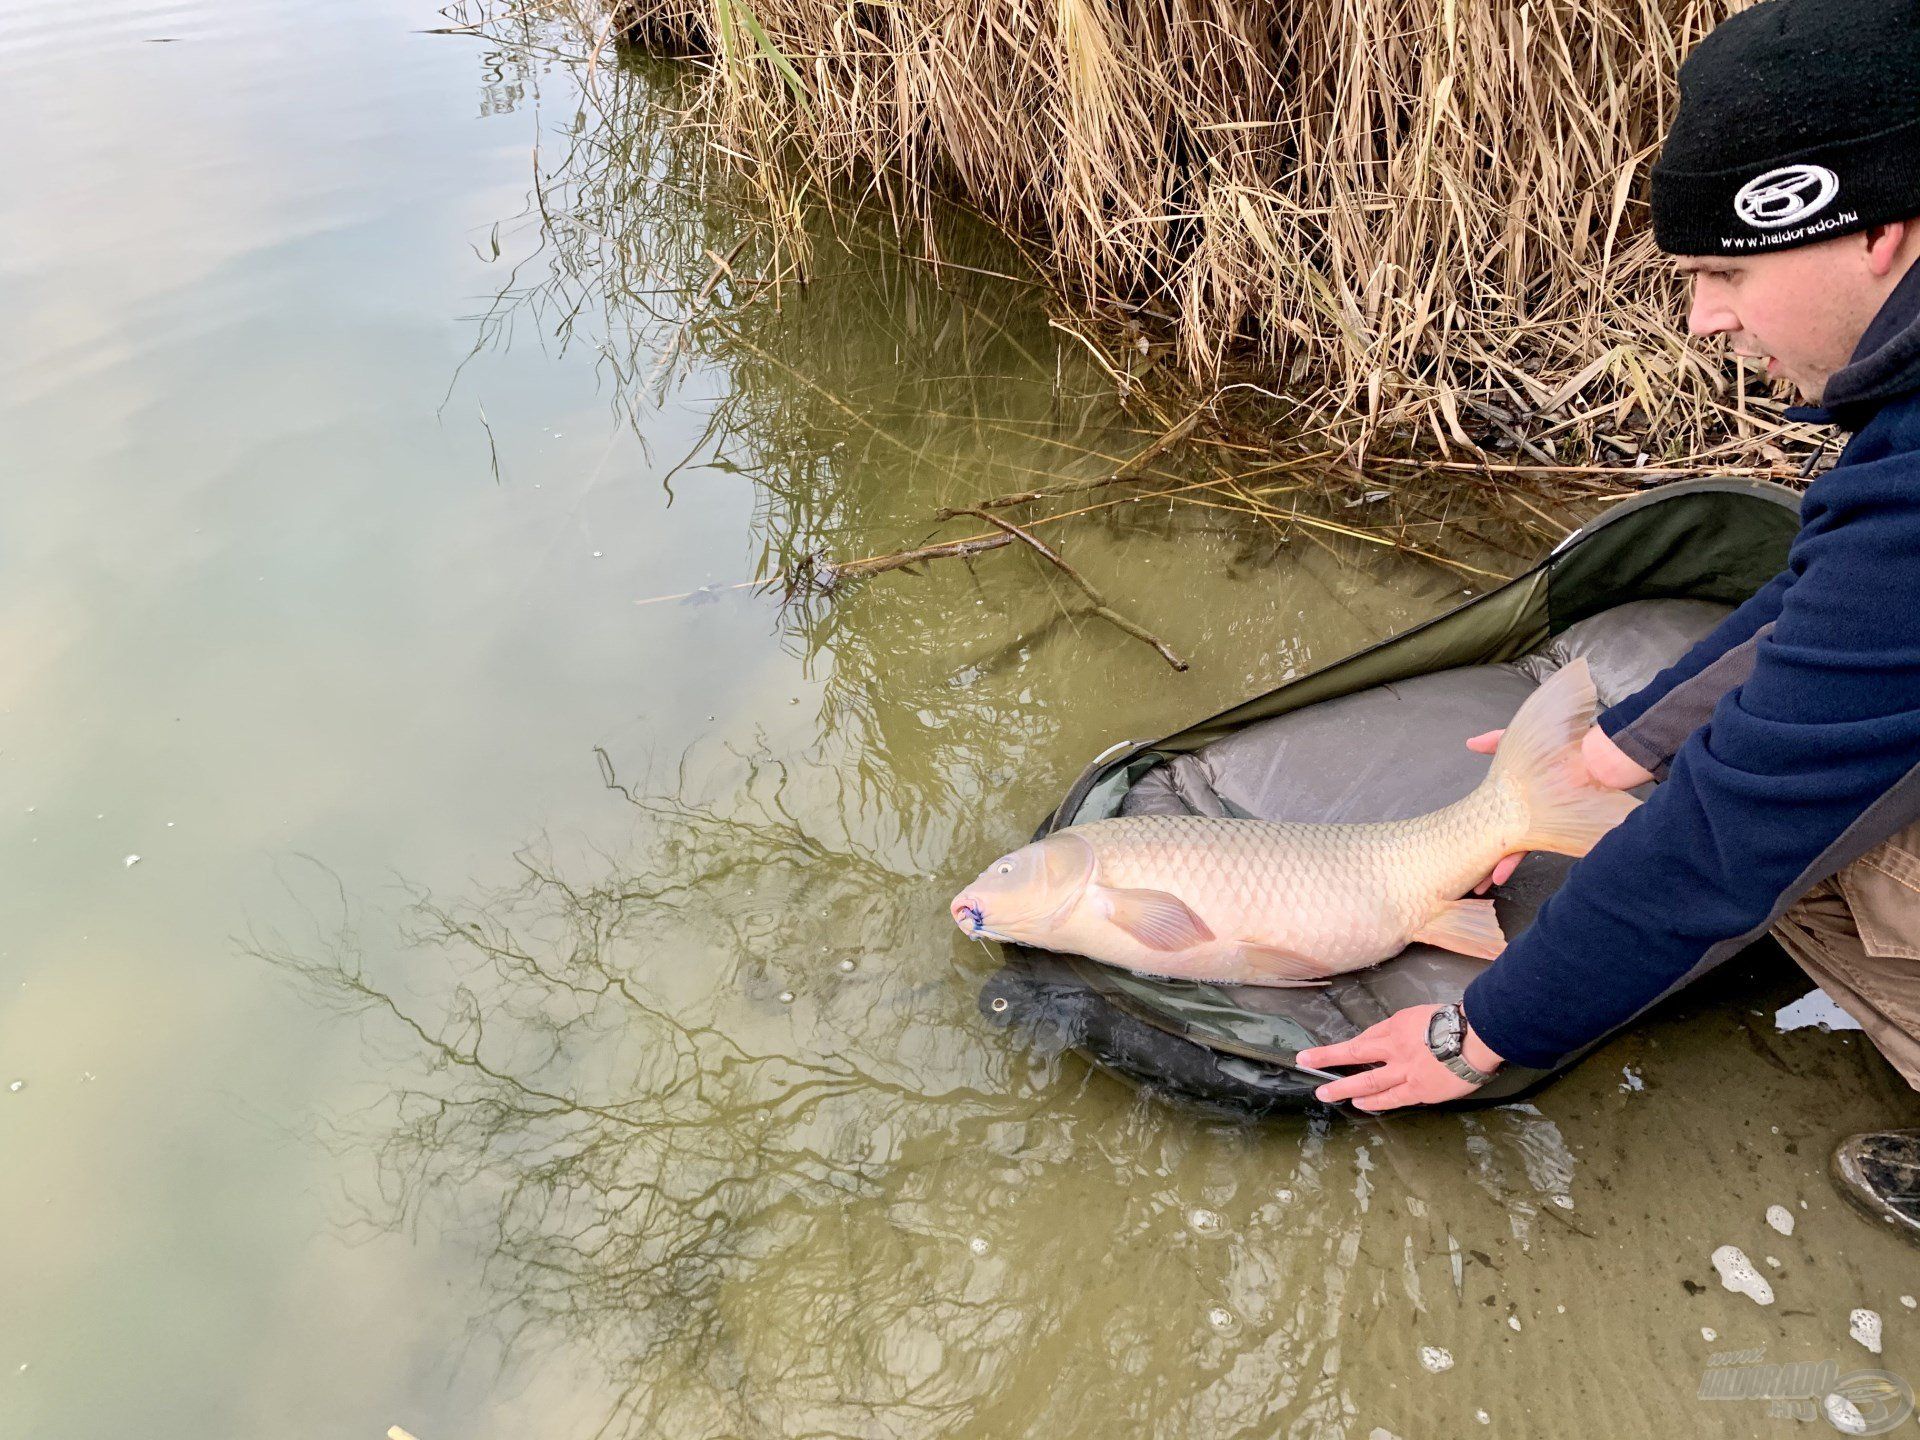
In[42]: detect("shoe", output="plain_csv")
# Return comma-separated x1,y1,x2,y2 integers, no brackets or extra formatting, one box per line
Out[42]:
1830,1129,1920,1243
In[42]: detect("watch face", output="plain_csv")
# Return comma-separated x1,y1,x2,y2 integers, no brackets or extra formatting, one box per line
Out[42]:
1428,1006,1463,1057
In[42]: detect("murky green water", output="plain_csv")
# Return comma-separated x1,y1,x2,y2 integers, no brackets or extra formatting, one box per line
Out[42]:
3,4,1918,1437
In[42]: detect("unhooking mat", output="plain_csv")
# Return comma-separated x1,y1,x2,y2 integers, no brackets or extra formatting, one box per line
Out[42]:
979,596,1739,1114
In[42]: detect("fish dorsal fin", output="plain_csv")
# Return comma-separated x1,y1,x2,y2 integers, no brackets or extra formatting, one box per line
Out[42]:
1097,886,1215,951
1410,897,1507,961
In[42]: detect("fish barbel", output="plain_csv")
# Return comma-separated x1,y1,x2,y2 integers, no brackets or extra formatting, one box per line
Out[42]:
950,658,1639,986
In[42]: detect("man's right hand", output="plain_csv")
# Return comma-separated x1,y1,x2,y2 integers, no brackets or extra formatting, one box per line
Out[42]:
1463,722,1654,893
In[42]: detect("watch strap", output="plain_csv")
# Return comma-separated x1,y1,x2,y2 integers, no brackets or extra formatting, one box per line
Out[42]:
1438,1050,1497,1085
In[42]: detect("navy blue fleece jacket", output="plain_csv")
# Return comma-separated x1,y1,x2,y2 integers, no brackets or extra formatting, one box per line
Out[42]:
1463,262,1920,1069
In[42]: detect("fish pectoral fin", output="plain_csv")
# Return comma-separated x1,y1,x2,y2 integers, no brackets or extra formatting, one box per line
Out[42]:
1228,944,1330,987
1096,886,1215,951
1410,898,1507,962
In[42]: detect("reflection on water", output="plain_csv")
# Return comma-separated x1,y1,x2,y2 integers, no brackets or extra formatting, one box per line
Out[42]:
7,2,1920,1437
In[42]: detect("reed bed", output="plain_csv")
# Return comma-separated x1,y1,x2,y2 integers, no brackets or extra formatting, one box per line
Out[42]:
548,0,1821,472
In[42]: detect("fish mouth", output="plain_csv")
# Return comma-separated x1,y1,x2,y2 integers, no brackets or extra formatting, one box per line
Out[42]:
951,899,1015,943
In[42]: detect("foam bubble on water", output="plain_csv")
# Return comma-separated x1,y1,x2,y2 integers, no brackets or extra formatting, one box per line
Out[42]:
968,1237,989,1256
1186,1207,1225,1236
1418,1346,1453,1373
1701,1327,1717,1342
1206,1306,1238,1334
7,1080,21,1093
1474,1409,1491,1425
1275,1188,1293,1203
1825,1392,1870,1435
123,855,140,868
1765,1256,1781,1269
1849,1308,1882,1355
777,991,794,1004
1765,1205,1795,1236
1901,1295,1916,1309
838,959,855,972
1710,1245,1774,1305
1507,1316,1521,1332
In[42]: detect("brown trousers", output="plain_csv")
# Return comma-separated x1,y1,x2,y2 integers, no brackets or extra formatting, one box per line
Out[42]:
1771,819,1920,1090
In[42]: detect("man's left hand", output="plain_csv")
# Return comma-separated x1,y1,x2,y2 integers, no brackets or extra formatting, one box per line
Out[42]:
1296,1004,1504,1111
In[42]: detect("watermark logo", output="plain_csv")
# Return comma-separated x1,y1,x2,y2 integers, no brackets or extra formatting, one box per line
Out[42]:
1735,163,1841,229
1699,1347,1914,1433
1718,209,1858,251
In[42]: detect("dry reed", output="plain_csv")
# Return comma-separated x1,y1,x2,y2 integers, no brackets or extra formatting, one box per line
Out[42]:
577,0,1817,471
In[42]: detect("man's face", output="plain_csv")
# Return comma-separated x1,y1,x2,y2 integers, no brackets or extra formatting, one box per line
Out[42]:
1679,237,1899,403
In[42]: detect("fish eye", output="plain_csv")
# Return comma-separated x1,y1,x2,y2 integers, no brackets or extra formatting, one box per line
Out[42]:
996,862,1013,875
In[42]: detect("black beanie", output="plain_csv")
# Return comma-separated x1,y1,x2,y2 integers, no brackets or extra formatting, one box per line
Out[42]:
1651,0,1920,256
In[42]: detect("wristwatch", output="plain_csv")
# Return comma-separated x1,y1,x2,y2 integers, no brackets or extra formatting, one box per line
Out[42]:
1427,1003,1499,1085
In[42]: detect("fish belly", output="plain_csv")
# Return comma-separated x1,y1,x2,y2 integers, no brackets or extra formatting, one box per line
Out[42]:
1057,810,1492,982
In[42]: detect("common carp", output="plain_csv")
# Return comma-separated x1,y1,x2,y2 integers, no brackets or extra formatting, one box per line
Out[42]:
949,658,1638,986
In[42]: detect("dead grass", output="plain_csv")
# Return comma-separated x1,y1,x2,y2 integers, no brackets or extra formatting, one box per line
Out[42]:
555,0,1819,472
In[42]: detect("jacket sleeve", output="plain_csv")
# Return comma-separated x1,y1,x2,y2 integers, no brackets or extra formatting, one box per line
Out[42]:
1593,569,1794,779
1463,469,1920,1070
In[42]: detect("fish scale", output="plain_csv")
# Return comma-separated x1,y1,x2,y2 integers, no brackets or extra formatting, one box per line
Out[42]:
1070,802,1507,967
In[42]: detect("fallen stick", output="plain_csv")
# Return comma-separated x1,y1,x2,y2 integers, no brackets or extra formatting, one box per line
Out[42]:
634,464,1495,608
945,507,1188,671
825,531,1014,582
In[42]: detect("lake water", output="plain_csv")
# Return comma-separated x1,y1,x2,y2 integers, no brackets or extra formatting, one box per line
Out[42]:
3,3,1917,1437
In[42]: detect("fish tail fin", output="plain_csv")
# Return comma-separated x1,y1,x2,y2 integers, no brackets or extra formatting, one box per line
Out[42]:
1488,657,1641,858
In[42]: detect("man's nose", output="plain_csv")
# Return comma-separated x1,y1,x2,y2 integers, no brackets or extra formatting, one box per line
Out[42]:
1687,290,1739,339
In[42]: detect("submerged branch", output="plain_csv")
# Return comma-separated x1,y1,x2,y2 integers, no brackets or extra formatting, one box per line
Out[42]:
943,507,1187,671
811,531,1014,585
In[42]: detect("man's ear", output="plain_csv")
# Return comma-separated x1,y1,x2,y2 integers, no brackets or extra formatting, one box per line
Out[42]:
1865,220,1914,279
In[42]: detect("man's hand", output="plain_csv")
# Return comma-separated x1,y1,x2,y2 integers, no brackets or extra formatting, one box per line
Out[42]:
1463,721,1654,892
1296,1004,1505,1112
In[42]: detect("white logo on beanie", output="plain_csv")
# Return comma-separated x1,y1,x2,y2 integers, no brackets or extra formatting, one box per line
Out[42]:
1734,164,1841,229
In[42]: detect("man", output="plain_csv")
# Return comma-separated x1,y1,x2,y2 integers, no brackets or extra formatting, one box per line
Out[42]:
1298,0,1920,1239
